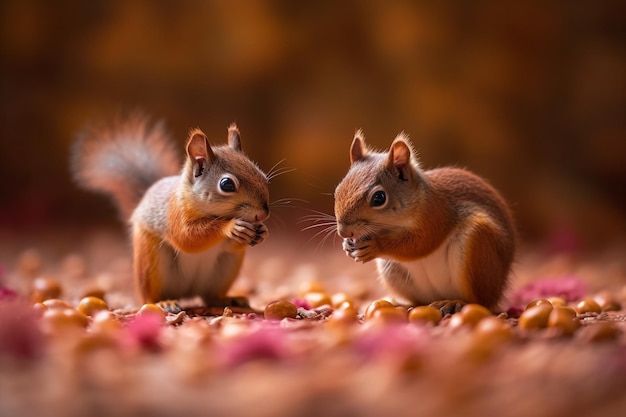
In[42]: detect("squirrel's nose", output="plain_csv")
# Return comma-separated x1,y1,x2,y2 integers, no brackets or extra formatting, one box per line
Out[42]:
337,224,353,239
254,204,270,222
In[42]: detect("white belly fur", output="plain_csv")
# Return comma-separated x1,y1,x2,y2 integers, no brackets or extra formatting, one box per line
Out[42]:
377,233,465,304
160,239,240,300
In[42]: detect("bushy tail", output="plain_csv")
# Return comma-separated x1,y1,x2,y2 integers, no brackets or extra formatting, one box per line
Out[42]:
71,113,181,221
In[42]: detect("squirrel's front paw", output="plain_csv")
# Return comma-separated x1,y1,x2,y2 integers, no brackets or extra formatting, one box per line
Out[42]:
230,220,268,246
250,222,268,246
342,237,376,263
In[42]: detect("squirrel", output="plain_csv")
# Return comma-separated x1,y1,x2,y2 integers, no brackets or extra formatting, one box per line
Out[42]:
334,130,516,314
72,114,270,310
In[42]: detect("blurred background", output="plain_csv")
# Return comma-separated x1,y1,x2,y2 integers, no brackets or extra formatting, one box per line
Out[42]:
1,0,624,252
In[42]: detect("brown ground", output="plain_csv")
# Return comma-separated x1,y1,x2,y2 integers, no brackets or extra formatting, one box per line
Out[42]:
1,229,625,417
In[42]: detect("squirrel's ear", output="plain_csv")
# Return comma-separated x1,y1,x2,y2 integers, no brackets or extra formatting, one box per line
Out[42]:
227,123,242,152
386,134,413,181
350,130,367,164
186,129,215,178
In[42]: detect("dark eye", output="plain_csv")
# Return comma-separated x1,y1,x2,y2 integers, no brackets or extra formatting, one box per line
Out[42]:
219,177,237,193
370,190,386,207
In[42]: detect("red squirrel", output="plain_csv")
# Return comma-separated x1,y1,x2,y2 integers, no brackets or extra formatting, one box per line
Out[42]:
72,115,269,310
334,130,516,313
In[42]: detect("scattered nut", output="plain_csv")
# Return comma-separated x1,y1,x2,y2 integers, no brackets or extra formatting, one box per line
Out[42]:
408,306,442,325
574,299,602,315
547,306,580,336
450,304,492,328
303,291,332,308
364,299,394,319
77,296,108,317
518,304,552,330
31,276,62,303
264,300,298,320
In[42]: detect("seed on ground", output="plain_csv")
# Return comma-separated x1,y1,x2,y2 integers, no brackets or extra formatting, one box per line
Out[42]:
519,304,553,330
264,300,298,320
408,306,442,325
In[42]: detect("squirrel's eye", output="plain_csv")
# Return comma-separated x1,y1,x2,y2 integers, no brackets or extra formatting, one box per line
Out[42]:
370,190,386,207
219,177,237,193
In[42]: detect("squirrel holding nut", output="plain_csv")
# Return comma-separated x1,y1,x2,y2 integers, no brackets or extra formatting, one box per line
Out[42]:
72,114,269,310
334,130,516,313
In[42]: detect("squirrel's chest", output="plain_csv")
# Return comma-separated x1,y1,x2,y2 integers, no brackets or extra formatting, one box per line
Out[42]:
377,234,465,303
160,240,243,299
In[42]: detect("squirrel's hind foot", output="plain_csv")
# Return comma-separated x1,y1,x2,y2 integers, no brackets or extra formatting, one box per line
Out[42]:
156,299,184,314
429,299,466,316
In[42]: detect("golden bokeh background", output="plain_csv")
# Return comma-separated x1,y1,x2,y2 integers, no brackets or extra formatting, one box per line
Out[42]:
1,0,624,250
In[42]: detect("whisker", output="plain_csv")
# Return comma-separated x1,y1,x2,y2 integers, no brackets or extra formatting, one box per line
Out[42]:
266,159,296,182
266,213,287,232
308,224,337,240
204,214,228,224
317,225,339,250
300,221,337,232
297,208,340,251
368,220,405,234
268,168,296,182
298,208,336,221
298,208,336,238
299,217,336,225
306,224,339,253
266,158,286,179
270,197,309,208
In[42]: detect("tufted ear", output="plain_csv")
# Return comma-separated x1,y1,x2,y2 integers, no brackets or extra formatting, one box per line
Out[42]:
186,129,215,178
350,129,367,164
227,123,242,152
386,134,413,181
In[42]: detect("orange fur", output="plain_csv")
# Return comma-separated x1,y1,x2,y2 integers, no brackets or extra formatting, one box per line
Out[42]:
375,183,456,261
379,167,515,259
335,132,516,311
74,117,269,306
133,226,164,303
460,212,514,309
165,191,234,253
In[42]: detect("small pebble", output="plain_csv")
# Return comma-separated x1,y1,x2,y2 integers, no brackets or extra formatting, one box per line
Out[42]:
222,306,234,318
